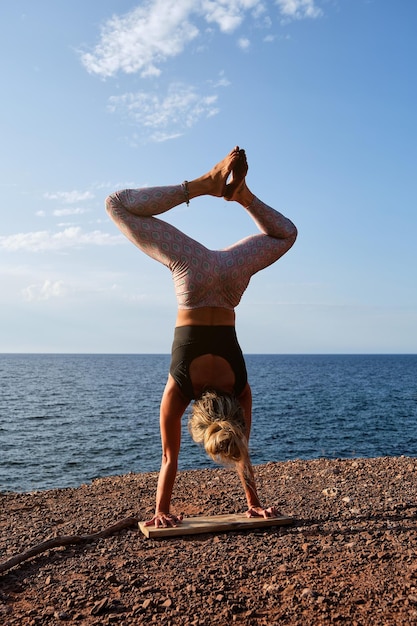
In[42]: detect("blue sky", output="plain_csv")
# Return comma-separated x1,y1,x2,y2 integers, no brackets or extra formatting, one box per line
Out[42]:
1,0,416,354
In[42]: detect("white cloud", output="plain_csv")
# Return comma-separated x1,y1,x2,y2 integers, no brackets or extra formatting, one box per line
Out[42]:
275,0,322,20
80,0,322,78
108,83,219,141
92,180,139,192
238,37,251,50
200,0,261,33
53,208,88,217
0,227,123,252
44,190,94,203
210,71,231,88
80,0,199,78
22,280,67,302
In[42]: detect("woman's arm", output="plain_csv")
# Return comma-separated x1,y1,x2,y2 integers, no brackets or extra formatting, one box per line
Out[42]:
237,384,282,518
236,384,262,509
144,375,189,528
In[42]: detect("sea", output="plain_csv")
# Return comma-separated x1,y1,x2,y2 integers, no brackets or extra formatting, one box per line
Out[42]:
1,354,416,493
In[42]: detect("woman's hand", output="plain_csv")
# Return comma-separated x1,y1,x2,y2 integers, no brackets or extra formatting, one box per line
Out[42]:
144,512,183,528
246,506,281,519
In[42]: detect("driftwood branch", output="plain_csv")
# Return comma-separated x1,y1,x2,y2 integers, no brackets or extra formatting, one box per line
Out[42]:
0,516,139,575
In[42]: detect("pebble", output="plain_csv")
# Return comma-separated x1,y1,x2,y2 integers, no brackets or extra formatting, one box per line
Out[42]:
54,611,71,621
91,598,109,616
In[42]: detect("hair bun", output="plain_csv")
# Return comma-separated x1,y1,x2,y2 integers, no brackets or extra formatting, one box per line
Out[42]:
189,390,248,465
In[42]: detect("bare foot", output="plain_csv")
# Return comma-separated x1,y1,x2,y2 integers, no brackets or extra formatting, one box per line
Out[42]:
224,149,248,201
207,146,241,197
187,147,240,199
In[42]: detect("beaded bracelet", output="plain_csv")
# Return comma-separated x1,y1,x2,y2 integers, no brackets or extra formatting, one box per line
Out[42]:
182,180,190,206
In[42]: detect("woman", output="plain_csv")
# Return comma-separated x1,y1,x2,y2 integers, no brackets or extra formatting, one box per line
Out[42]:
106,147,297,528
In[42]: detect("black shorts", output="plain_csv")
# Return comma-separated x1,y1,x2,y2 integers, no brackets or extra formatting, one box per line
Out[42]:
169,325,247,401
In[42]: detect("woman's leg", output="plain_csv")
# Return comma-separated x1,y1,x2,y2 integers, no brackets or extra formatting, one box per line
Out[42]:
243,195,298,241
105,147,242,269
222,150,298,275
105,145,241,220
222,196,297,279
106,185,187,218
106,187,210,272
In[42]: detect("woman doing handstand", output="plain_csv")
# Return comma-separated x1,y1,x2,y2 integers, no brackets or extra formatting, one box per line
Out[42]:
105,147,297,527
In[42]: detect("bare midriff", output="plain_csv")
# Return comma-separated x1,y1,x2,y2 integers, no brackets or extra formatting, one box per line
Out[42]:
176,306,235,327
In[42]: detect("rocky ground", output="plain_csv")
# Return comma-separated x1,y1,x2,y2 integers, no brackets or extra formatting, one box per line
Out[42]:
1,456,417,625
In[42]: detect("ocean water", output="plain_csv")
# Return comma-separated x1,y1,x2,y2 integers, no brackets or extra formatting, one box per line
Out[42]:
1,354,416,493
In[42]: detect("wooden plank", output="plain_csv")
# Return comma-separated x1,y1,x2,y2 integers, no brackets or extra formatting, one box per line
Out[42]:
138,513,293,538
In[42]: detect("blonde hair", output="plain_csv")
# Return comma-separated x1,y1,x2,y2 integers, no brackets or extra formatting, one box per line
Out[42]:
188,389,249,466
